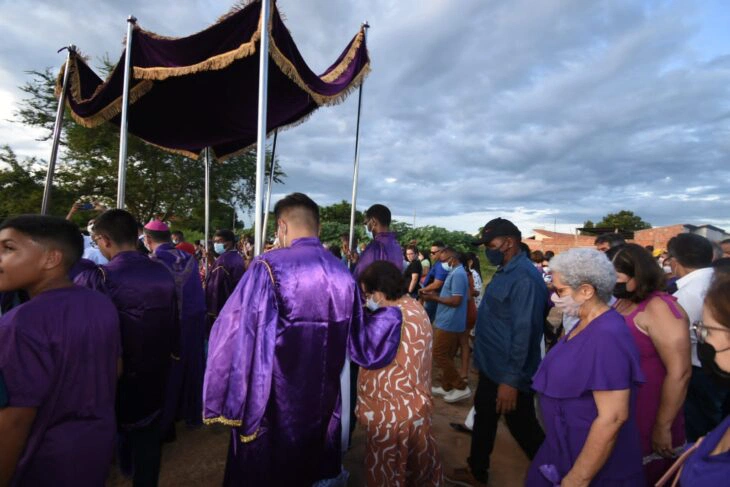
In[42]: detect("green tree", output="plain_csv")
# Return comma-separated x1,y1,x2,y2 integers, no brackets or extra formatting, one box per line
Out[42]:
594,210,651,231
583,220,594,229
12,68,284,228
0,145,65,218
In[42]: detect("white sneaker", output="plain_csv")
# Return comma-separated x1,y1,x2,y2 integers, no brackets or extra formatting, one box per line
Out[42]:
431,386,448,397
444,386,472,403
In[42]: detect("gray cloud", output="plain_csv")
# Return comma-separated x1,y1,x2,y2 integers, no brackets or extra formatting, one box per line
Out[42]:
0,0,729,235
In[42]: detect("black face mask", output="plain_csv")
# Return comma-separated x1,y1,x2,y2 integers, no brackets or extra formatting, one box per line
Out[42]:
697,342,730,387
612,282,634,300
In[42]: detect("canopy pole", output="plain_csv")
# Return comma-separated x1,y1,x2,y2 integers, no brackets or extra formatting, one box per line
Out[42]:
204,147,211,275
253,0,272,256
261,129,278,245
116,15,137,209
348,22,370,263
41,44,76,215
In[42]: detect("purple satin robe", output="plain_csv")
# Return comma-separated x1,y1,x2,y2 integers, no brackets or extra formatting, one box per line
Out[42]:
205,250,245,332
74,251,179,428
0,286,120,486
151,243,206,426
353,231,404,279
203,237,402,486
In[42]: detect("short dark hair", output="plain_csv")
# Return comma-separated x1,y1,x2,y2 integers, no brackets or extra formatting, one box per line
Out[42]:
530,250,545,263
365,204,392,227
358,261,407,301
611,244,666,303
667,233,713,269
519,242,531,254
171,230,184,240
214,229,236,244
431,240,445,249
705,277,730,330
545,250,555,260
405,244,418,253
93,209,139,247
466,251,481,275
594,233,626,247
721,238,730,245
712,257,730,278
273,192,320,228
0,215,83,271
144,228,171,243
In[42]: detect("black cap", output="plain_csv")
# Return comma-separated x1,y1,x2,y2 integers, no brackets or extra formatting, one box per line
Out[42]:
473,217,521,245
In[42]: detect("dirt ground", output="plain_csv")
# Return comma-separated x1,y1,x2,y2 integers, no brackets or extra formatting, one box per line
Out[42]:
107,367,530,486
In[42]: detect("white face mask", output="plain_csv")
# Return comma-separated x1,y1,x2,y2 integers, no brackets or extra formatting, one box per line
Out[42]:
442,261,452,272
551,292,583,317
86,223,95,235
364,224,373,240
365,297,380,312
663,265,672,274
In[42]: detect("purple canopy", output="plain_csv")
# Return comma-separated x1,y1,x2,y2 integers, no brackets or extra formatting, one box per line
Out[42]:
55,1,370,160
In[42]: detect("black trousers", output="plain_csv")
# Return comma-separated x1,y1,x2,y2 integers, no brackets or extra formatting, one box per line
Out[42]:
119,421,163,487
468,373,545,482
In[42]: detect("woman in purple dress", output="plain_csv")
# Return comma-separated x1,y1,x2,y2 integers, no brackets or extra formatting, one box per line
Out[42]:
675,277,730,485
526,248,646,486
610,244,691,485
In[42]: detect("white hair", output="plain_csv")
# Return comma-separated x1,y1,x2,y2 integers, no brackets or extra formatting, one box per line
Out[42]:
550,248,617,303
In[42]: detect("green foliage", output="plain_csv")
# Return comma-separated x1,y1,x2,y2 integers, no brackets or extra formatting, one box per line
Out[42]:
9,67,285,230
594,210,651,231
395,224,476,253
320,200,364,226
583,220,594,229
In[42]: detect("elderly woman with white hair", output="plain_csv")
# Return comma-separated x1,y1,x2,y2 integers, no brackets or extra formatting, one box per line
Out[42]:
526,248,646,486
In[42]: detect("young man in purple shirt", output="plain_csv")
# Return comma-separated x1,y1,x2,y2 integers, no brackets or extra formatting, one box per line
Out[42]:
0,215,120,486
205,228,245,333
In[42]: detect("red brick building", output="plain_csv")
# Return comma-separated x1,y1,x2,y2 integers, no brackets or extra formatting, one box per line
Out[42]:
526,224,729,255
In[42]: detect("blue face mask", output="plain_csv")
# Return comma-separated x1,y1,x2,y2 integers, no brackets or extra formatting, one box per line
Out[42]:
485,248,504,266
214,243,226,255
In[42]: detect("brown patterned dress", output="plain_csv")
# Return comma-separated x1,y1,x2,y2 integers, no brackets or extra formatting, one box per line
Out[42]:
356,296,443,486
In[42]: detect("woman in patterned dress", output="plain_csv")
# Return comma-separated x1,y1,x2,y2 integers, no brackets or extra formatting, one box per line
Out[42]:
357,261,443,487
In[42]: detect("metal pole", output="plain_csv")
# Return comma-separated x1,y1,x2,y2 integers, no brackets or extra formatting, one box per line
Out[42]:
204,148,211,274
348,22,370,260
261,129,278,245
253,0,273,256
41,45,76,215
116,15,137,209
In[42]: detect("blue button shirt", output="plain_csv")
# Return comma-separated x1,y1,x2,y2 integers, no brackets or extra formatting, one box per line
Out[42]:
434,265,469,332
474,252,548,392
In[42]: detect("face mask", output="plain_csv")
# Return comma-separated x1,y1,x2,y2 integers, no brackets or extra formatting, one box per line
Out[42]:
663,266,672,274
365,297,380,312
87,224,95,235
543,266,551,273
485,248,504,266
214,243,226,255
172,239,179,245
364,225,373,240
551,292,583,317
697,342,730,386
442,261,452,272
612,282,634,300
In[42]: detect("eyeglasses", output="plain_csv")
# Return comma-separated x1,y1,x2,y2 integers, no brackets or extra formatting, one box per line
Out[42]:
431,249,443,255
692,321,730,343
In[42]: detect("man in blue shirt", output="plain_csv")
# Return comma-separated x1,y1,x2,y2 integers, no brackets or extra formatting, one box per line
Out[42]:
448,218,547,487
419,241,449,322
422,247,471,403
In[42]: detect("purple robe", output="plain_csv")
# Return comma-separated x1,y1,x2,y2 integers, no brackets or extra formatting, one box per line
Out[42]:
205,250,245,332
526,309,645,486
203,237,402,486
74,251,179,428
353,231,404,279
151,243,207,426
0,286,120,486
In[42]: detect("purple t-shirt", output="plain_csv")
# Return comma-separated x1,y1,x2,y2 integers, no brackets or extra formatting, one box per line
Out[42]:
0,286,120,486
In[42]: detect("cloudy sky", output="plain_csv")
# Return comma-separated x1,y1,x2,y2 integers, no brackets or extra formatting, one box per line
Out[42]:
1,0,729,236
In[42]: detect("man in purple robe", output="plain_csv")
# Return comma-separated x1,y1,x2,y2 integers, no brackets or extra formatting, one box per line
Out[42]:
353,203,404,278
74,209,178,486
143,220,206,428
205,228,245,333
0,215,120,486
203,193,403,486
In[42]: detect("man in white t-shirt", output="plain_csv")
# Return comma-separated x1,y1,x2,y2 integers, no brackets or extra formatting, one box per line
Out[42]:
667,233,722,441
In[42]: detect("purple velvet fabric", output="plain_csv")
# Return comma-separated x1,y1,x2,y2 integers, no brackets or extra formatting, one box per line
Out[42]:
0,287,120,486
203,237,402,486
74,251,179,428
151,243,206,427
353,231,404,279
205,250,245,332
61,2,369,160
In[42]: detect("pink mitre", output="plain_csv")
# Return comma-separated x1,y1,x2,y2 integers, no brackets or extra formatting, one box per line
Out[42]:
144,219,169,232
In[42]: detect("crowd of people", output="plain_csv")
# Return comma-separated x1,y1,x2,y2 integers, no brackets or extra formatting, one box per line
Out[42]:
1,195,730,487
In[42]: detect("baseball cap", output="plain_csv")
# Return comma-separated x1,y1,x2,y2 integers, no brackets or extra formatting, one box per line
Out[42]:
473,217,521,246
